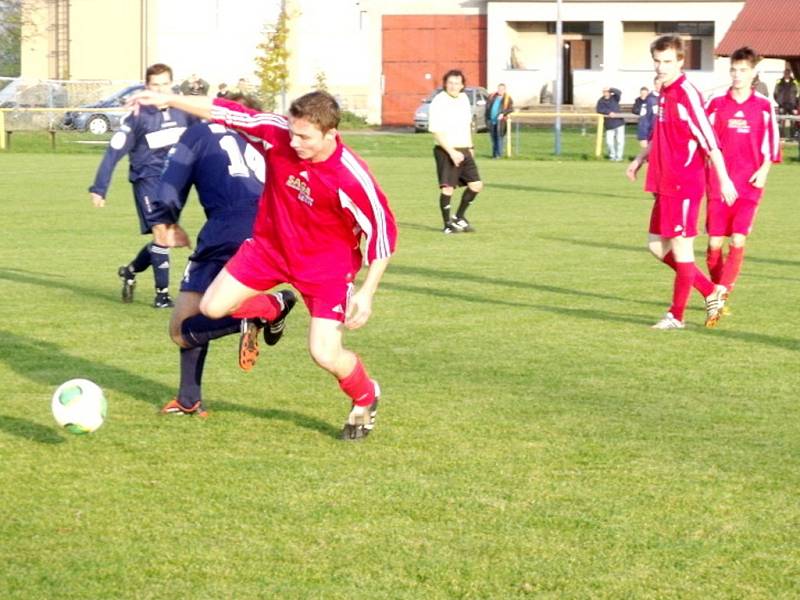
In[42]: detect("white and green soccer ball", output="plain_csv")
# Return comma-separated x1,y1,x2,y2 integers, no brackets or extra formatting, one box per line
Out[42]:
51,379,107,434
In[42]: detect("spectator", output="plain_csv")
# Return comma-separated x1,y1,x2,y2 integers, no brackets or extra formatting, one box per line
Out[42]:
596,86,625,161
216,83,229,98
773,68,798,137
180,74,210,96
752,74,768,97
632,78,662,148
485,83,513,158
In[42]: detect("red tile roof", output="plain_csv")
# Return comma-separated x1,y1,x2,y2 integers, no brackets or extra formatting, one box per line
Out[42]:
716,0,800,58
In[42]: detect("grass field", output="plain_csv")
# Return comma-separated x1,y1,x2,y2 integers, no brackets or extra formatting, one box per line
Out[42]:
0,130,798,599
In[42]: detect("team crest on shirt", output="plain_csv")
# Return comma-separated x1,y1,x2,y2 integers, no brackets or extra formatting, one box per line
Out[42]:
286,174,314,206
727,111,750,133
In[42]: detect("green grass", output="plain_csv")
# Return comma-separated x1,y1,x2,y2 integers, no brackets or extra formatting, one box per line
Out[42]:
0,134,799,599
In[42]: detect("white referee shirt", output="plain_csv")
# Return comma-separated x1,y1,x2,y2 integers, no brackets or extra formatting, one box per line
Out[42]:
428,91,473,148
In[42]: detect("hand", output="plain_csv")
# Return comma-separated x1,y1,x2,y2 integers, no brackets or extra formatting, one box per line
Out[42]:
625,158,641,182
749,168,768,189
449,150,465,166
90,192,105,208
152,223,192,248
344,288,373,330
125,90,168,115
719,177,738,205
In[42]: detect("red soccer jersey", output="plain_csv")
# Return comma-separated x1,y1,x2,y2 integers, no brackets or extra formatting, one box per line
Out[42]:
210,98,397,285
645,74,719,199
705,89,781,200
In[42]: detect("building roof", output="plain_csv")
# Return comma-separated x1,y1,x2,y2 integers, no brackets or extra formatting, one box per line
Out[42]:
716,0,800,58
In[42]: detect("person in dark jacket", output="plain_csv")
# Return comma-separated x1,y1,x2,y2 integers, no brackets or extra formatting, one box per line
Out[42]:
632,78,661,148
597,86,625,161
773,69,798,137
485,83,514,158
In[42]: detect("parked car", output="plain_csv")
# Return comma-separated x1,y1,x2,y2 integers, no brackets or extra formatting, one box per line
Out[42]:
61,84,144,135
0,79,69,108
413,86,489,133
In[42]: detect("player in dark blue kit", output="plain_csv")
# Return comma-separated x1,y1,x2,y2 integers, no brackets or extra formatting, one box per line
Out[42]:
89,63,198,308
149,94,296,416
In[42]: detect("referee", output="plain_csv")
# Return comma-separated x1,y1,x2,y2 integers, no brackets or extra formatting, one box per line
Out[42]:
429,69,484,234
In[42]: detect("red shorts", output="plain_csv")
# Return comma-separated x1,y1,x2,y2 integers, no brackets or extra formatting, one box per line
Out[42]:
648,194,701,238
226,238,353,322
706,195,760,237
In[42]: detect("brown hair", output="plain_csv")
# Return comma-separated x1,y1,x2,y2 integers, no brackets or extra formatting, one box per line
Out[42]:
289,90,341,133
442,69,466,88
730,46,760,68
650,35,685,60
145,63,173,84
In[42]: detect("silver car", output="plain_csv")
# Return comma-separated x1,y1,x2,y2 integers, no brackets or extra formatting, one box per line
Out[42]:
414,86,489,133
61,84,144,135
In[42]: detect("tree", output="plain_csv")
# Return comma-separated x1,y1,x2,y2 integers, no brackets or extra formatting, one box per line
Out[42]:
0,1,23,77
254,6,290,112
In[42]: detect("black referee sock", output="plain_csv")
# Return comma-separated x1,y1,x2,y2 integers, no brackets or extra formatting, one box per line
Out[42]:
456,189,478,220
150,243,170,291
180,314,241,348
439,193,452,226
178,344,208,407
129,243,152,273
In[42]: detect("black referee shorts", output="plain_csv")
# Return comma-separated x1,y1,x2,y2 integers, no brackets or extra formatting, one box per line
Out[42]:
434,146,481,188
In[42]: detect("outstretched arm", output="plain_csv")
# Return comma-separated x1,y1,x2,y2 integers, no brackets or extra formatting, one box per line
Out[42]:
128,91,213,120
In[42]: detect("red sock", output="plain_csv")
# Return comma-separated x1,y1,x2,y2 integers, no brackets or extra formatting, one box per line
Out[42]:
669,262,695,322
720,246,744,290
663,251,714,297
338,358,375,407
232,294,281,321
706,247,724,284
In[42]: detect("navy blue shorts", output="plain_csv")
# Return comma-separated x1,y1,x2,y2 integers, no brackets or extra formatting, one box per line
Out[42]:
132,178,160,234
180,258,227,294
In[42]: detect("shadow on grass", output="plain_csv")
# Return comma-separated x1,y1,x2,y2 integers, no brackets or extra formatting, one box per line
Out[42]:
0,267,118,306
0,414,65,444
535,305,800,352
387,264,665,309
488,182,641,201
396,221,442,234
0,331,339,439
541,236,800,270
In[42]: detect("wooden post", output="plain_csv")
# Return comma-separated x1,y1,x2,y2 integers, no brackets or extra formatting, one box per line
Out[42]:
505,115,512,157
0,110,6,151
595,114,604,158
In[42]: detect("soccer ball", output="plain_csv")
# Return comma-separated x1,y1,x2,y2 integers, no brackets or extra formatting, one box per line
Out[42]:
51,379,107,434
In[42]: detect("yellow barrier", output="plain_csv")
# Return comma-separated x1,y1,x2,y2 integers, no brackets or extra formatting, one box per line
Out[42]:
503,111,620,158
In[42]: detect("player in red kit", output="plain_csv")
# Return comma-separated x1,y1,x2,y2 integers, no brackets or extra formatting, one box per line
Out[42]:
626,35,738,330
129,90,397,440
704,47,781,318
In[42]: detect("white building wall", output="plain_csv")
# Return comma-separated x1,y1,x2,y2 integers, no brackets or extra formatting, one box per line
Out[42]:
486,1,787,108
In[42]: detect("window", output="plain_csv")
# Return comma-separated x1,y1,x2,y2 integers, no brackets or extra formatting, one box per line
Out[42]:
546,22,603,35
655,22,714,36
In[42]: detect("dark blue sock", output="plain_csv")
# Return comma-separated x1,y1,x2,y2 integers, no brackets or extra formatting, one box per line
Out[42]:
150,243,170,292
178,344,208,407
130,243,152,273
181,314,241,348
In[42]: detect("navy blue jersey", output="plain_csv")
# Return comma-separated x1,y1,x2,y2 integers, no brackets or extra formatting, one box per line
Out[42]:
89,105,198,197
150,122,264,263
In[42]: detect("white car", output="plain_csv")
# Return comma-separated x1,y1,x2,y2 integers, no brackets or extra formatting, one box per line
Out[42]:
414,86,489,133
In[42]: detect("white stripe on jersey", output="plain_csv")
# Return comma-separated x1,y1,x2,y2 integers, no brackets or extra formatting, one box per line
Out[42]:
210,105,288,131
339,189,374,265
340,149,391,259
677,102,703,163
681,80,717,152
145,126,186,150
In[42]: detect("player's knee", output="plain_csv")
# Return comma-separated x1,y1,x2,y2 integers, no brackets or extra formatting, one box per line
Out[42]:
440,186,454,196
468,181,483,193
199,296,226,320
730,234,747,248
308,342,337,373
